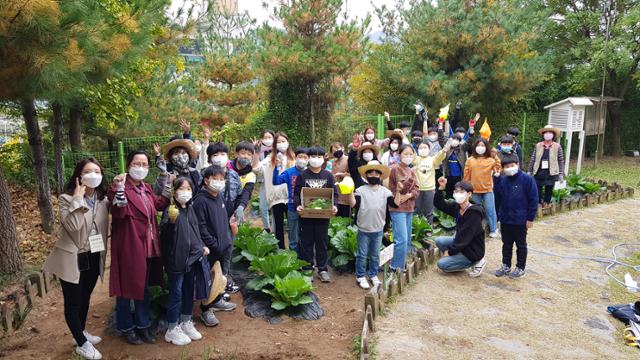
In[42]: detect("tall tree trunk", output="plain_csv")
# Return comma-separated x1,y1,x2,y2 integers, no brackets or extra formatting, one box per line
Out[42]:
68,105,82,151
0,166,21,274
22,99,56,234
607,102,622,156
52,102,65,195
308,83,316,144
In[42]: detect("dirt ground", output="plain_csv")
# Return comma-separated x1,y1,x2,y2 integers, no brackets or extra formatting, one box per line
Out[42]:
375,196,640,360
0,265,364,360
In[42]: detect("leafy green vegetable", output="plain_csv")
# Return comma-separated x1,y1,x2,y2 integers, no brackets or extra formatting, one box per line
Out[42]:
262,271,314,310
246,250,310,291
433,209,456,230
582,182,605,194
552,188,571,203
233,226,279,263
329,225,359,267
307,198,332,209
412,215,440,249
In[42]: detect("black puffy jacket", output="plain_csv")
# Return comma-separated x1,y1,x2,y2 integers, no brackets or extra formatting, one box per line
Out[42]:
160,204,205,274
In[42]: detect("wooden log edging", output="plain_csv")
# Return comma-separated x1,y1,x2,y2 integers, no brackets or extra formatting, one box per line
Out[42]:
538,181,635,219
0,270,58,338
359,248,431,360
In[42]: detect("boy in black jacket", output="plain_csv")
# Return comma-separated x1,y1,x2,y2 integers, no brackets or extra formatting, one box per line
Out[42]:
192,166,238,327
433,178,487,277
293,146,339,283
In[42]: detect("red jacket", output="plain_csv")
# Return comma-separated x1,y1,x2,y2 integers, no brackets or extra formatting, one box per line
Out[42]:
108,177,169,300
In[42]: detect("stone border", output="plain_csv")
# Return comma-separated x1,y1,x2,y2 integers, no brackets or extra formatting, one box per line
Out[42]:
0,271,58,337
359,247,435,360
538,182,634,217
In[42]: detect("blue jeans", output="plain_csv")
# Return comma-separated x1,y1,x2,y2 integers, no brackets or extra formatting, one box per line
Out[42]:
435,236,473,272
356,231,383,278
390,211,413,270
258,183,271,230
115,288,151,332
472,192,497,232
166,270,195,326
287,209,300,253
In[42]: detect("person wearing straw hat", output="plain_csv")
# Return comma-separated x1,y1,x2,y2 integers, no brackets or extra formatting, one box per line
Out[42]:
528,125,565,206
155,138,201,199
347,137,380,189
347,161,396,289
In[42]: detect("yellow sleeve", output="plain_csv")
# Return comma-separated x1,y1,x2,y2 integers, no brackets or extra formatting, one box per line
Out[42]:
433,149,447,167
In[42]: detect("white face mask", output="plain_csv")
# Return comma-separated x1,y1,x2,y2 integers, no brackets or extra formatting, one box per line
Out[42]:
504,166,519,177
401,155,414,165
211,154,228,167
276,141,289,152
81,173,103,189
295,158,308,169
262,138,273,147
428,135,438,142
175,190,192,205
543,132,554,141
208,179,225,193
365,133,375,141
129,166,148,181
450,139,460,147
362,152,374,162
418,148,429,157
475,146,486,155
309,157,324,168
390,143,399,151
453,192,467,204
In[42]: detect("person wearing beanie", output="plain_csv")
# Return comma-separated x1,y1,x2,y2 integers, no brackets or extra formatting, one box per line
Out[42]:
492,154,538,279
433,178,487,277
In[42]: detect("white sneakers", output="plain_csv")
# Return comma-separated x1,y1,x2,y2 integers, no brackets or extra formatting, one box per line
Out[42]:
73,331,102,346
469,258,487,277
489,231,500,239
165,325,191,346
165,321,203,346
181,320,202,341
75,341,102,360
370,276,381,288
356,277,371,289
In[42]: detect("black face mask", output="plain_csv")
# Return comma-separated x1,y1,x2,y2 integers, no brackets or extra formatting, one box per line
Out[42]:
412,137,422,144
366,176,381,185
333,150,343,158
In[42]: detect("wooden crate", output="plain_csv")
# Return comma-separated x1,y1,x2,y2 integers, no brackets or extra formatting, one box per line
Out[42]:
299,187,334,219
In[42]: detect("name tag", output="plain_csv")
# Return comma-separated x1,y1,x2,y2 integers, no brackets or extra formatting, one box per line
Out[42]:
541,160,549,170
89,234,105,253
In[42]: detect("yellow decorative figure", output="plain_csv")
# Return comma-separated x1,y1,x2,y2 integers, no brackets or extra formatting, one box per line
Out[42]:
479,118,492,140
438,104,450,120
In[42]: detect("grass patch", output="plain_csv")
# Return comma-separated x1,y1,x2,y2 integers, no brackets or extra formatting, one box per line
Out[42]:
607,251,640,305
0,264,41,291
579,156,640,189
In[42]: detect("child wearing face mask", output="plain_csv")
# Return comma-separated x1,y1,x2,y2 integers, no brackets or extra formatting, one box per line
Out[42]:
433,178,487,277
272,147,309,252
294,146,339,283
463,138,501,238
413,141,450,224
492,154,538,279
381,133,403,167
227,141,257,224
347,137,380,189
160,177,209,346
192,166,238,327
388,145,420,273
328,142,352,218
347,161,396,289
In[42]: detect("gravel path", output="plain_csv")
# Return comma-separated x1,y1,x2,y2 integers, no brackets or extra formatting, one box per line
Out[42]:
375,197,640,360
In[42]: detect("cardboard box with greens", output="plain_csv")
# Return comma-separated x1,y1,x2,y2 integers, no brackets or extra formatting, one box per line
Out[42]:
299,187,334,219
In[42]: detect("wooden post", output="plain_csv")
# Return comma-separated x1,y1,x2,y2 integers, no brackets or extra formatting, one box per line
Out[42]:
377,286,387,313
388,279,398,297
398,271,405,294
364,292,379,320
1,304,13,334
406,262,415,283
30,273,46,297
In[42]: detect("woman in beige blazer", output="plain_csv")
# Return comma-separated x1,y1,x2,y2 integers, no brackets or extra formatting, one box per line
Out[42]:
43,158,109,360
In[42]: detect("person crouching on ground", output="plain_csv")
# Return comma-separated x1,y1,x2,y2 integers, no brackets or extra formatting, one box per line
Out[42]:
294,146,339,283
492,154,538,279
433,178,487,277
347,161,396,289
161,177,209,345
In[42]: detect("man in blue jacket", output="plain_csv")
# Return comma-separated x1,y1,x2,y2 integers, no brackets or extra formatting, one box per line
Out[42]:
492,154,538,279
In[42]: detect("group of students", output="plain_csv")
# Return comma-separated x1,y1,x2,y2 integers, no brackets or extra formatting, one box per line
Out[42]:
42,102,567,359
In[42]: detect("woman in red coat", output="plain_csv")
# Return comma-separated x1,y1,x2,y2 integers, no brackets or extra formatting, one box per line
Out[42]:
108,150,170,345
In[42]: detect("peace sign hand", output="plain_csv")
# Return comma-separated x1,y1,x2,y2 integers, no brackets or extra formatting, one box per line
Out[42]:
74,177,86,198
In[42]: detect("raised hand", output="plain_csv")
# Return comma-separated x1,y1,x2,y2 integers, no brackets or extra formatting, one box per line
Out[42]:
114,173,127,190
156,159,168,175
352,134,362,150
437,176,447,190
153,143,161,157
384,111,390,118
203,125,211,141
179,119,191,134
74,177,86,198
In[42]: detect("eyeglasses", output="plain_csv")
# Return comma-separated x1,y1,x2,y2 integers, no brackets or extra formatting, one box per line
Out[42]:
130,163,149,168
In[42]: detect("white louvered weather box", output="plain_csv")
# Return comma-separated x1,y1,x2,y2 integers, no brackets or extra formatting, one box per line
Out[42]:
544,97,594,175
